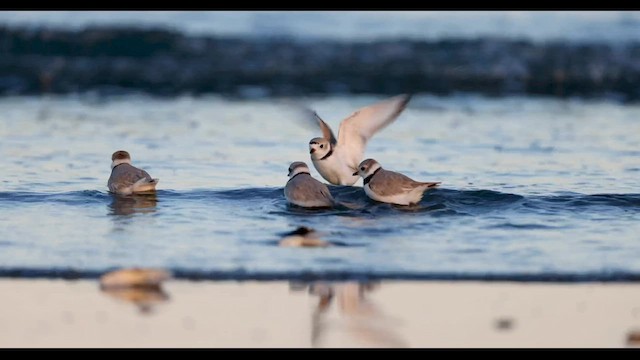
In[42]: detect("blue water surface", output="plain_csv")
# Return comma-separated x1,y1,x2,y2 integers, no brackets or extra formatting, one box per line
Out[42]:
0,94,639,280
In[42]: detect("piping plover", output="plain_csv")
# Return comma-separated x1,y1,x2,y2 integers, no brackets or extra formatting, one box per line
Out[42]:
285,161,336,208
306,94,411,186
100,268,171,289
353,159,440,206
107,150,159,195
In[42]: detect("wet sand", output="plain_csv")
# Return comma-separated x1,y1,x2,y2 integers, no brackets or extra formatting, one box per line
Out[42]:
1,279,639,348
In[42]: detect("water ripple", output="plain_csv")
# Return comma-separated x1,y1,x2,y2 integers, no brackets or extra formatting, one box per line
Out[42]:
2,188,637,214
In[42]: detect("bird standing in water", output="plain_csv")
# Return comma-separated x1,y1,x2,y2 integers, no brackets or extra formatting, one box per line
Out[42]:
353,158,439,206
107,150,159,195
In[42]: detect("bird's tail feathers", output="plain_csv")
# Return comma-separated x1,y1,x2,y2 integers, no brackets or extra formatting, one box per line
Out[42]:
132,178,159,193
420,181,440,189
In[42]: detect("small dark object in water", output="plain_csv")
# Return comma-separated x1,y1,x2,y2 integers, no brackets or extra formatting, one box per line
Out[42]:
279,226,329,248
495,317,514,331
284,226,314,237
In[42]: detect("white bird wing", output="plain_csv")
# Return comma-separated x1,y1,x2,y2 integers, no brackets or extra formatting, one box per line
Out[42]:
307,108,337,145
293,105,338,145
337,94,412,168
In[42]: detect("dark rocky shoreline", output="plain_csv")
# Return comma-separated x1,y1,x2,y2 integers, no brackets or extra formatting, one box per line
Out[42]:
1,26,639,101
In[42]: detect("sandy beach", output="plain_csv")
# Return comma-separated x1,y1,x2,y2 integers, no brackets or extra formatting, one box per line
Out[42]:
1,279,639,348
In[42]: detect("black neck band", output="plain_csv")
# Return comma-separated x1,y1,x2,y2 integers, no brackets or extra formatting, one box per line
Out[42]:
320,146,333,160
363,167,381,185
288,171,310,182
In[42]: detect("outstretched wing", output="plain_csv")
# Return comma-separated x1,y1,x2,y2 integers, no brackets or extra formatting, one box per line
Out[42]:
304,108,337,145
337,94,412,167
288,103,338,145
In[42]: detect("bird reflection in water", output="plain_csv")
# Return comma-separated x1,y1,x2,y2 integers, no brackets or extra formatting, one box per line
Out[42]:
292,282,407,348
101,286,169,314
108,193,158,216
99,268,171,315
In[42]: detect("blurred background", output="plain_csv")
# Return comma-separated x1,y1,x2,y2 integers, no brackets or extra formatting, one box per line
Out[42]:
0,11,639,101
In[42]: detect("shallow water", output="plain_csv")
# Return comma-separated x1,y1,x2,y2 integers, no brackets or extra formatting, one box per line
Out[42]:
0,94,639,280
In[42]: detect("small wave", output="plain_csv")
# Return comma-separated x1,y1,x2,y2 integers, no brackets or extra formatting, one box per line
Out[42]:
530,193,640,208
1,267,639,283
0,189,638,214
429,189,525,210
159,188,282,201
0,190,110,205
486,222,565,230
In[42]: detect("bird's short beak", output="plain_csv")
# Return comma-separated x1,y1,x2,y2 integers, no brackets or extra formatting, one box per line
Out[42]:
310,148,316,154
352,171,359,176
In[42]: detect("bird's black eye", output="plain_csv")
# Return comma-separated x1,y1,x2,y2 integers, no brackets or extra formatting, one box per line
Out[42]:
320,144,324,148
360,167,365,171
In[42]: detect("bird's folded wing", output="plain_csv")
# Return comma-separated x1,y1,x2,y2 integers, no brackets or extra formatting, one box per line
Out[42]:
370,170,419,196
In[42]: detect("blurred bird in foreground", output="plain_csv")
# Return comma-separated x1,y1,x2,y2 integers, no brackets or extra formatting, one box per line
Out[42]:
279,226,329,248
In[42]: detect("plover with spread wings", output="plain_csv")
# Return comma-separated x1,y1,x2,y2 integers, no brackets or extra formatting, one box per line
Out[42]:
305,94,412,186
